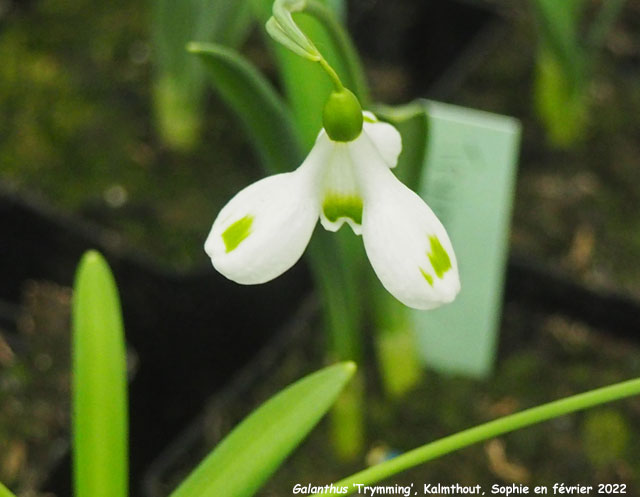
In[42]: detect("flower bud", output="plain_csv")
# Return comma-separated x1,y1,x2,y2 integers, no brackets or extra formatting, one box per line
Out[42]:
322,89,363,142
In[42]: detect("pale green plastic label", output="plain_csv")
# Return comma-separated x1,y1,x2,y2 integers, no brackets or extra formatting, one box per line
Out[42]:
413,100,521,378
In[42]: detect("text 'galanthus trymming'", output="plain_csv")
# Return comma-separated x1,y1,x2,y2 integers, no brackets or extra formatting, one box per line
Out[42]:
204,0,460,310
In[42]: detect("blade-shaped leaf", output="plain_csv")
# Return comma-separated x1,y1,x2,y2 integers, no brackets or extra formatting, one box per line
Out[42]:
323,376,640,495
152,0,254,149
189,42,302,173
0,482,16,497
170,362,356,497
532,0,586,87
72,251,128,497
374,101,429,190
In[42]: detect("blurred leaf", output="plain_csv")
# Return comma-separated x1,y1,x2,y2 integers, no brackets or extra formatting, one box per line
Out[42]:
587,0,627,53
374,101,429,190
532,0,586,87
0,482,16,497
152,0,254,149
199,0,254,48
72,251,128,497
189,42,302,174
330,372,365,461
582,409,630,468
170,362,356,497
534,48,588,147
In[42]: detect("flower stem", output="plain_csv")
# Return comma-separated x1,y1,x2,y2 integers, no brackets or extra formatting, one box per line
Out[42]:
318,57,343,92
315,377,640,495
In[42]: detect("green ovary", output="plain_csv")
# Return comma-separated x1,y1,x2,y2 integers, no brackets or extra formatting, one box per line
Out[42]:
428,235,452,278
222,215,253,253
322,195,363,225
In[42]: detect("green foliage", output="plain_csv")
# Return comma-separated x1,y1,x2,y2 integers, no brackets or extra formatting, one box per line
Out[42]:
72,251,128,497
531,0,627,147
0,482,16,497
534,48,589,147
152,0,253,150
582,409,630,468
189,42,302,173
170,362,356,497
323,377,640,496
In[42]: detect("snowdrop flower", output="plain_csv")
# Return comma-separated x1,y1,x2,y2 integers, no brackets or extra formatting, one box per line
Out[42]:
205,89,460,310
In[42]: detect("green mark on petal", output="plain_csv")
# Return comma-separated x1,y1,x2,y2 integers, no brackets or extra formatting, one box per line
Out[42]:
222,215,253,253
420,267,434,287
428,235,452,279
363,114,377,123
323,195,363,225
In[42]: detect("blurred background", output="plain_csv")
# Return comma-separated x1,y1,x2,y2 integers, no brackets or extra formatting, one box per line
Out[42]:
1,0,640,496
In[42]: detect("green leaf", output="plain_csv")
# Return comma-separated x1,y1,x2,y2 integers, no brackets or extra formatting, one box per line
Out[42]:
72,251,128,497
534,48,589,147
587,0,627,53
199,0,254,48
0,482,16,497
152,0,254,149
323,376,640,496
374,101,429,190
170,362,356,497
189,42,302,173
532,0,586,88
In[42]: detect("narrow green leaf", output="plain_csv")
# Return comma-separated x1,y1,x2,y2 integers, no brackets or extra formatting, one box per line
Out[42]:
152,0,207,149
72,251,128,497
170,362,356,497
532,0,586,88
321,377,640,495
152,0,254,149
0,482,16,497
587,0,627,53
329,372,365,461
189,42,302,173
198,0,254,48
374,101,429,190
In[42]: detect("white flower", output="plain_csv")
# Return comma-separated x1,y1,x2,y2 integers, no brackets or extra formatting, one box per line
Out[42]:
204,111,460,310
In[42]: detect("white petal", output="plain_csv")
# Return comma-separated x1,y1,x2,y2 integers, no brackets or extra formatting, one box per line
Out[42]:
362,112,402,169
318,140,363,235
350,139,460,310
204,142,327,284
